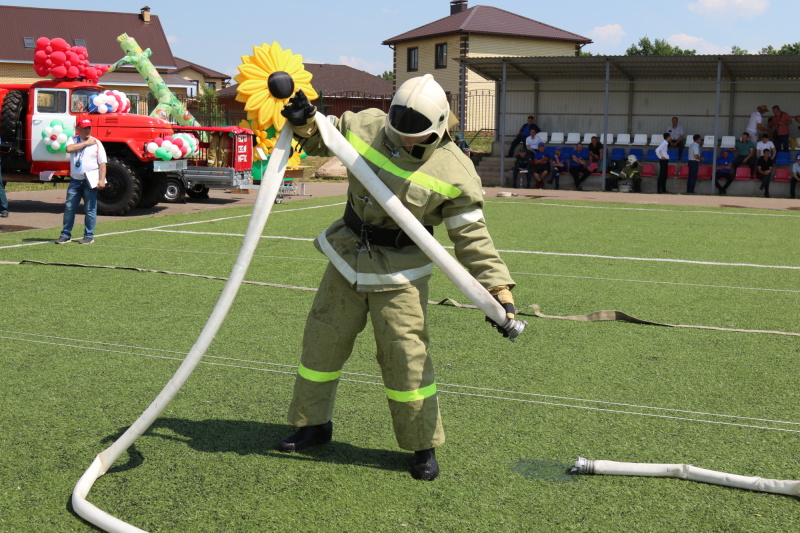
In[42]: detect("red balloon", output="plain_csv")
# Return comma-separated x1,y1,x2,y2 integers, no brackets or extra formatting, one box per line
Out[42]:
34,50,48,62
84,67,98,80
50,51,66,65
50,38,69,52
180,145,189,156
36,37,50,49
172,137,184,147
34,65,48,77
153,137,164,146
44,59,53,68
51,65,67,78
66,66,80,79
45,46,53,54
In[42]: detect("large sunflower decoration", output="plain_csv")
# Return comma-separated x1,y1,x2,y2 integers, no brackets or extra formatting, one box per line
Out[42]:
235,42,318,132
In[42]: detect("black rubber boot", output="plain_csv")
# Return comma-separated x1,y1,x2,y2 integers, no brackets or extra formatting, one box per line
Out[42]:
276,421,333,453
411,448,439,481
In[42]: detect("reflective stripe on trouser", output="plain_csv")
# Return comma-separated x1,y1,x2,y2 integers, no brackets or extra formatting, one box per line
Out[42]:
288,263,444,451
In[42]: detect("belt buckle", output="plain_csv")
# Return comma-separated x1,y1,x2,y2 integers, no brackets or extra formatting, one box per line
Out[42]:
360,223,373,257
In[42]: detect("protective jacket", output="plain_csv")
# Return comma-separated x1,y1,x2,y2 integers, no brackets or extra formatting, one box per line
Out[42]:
302,109,515,293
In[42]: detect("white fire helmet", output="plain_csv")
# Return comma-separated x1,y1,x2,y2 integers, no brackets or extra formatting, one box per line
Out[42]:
385,74,451,160
627,154,638,164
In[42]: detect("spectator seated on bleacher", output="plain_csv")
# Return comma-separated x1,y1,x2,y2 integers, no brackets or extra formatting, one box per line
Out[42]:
511,146,532,189
791,153,800,199
732,132,756,180
714,149,734,195
525,129,545,155
756,133,775,157
549,147,569,190
608,154,643,192
454,133,482,163
531,143,550,188
569,142,591,191
508,115,540,157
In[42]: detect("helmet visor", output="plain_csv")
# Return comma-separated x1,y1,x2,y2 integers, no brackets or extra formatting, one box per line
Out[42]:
389,105,432,134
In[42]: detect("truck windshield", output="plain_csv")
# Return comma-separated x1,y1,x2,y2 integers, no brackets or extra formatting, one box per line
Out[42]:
71,89,103,113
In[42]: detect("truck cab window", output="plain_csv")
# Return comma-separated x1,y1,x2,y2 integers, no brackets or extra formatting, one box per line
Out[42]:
71,89,102,113
36,90,67,114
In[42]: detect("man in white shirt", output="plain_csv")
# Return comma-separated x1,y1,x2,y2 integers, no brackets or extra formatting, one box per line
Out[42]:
686,134,703,194
655,132,671,194
524,129,544,154
56,118,107,244
755,133,775,157
746,105,768,140
667,117,686,160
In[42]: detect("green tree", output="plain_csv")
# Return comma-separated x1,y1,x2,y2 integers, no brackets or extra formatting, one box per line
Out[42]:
759,42,800,55
197,84,223,125
625,37,696,56
379,70,395,82
730,45,748,55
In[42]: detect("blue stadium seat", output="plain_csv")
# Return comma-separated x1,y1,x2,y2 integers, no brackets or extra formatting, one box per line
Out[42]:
701,150,714,161
628,148,644,161
667,149,679,162
646,149,659,162
611,147,626,160
775,151,792,165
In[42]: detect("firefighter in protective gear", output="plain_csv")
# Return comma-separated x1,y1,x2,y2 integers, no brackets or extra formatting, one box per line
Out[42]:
609,154,643,192
276,75,517,481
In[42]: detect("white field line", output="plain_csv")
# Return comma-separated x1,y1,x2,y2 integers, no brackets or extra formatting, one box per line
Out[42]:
3,329,800,434
485,199,800,218
0,201,345,250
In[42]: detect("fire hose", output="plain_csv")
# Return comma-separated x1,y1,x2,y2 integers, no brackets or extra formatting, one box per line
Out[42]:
72,115,526,532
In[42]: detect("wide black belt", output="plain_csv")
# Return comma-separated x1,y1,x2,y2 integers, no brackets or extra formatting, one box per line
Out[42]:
343,201,433,250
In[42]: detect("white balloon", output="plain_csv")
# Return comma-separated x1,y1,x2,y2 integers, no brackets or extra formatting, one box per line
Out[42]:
146,142,158,154
52,125,63,135
171,146,182,158
56,133,68,143
97,106,107,114
51,140,61,149
43,126,53,137
161,141,173,150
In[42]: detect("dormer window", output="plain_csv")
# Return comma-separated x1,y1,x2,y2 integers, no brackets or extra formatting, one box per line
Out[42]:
24,37,36,48
75,39,86,47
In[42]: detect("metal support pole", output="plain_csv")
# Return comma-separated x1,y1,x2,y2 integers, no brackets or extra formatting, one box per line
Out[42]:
601,59,610,191
500,61,507,186
459,60,466,138
712,59,722,195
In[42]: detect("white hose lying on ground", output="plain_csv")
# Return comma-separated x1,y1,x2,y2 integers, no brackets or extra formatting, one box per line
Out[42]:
572,457,800,497
313,113,527,340
71,124,295,533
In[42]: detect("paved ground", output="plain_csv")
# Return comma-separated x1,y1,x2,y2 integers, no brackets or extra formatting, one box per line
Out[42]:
1,180,797,234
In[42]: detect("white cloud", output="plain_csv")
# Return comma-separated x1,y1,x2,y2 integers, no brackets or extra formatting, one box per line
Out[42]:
588,24,626,47
668,33,729,54
167,35,179,44
687,0,770,19
338,55,391,75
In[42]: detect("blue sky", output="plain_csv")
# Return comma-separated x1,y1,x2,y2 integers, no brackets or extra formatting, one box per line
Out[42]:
6,0,797,78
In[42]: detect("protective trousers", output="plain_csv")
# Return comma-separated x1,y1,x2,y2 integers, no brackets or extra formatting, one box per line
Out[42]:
287,263,445,451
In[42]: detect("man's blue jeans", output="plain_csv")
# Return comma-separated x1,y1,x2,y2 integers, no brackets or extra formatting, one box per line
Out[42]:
61,178,98,239
0,160,8,214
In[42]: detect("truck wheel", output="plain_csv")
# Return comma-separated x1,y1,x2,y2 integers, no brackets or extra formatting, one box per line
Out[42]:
1,90,26,142
98,157,142,216
163,175,186,203
138,174,165,209
186,185,210,199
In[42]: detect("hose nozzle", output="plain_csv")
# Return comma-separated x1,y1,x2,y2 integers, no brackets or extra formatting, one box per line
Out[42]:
570,456,595,475
503,318,528,342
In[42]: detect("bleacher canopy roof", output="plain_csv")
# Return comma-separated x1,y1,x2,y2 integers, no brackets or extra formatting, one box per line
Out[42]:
459,54,800,81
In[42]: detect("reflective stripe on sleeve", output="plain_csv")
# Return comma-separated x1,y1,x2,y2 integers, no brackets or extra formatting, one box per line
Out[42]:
385,382,437,402
298,363,341,382
346,130,462,199
444,208,484,230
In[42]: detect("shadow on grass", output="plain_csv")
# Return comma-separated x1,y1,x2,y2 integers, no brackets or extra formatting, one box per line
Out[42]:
99,418,408,475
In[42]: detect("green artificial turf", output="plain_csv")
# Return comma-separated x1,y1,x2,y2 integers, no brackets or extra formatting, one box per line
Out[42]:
1,195,799,532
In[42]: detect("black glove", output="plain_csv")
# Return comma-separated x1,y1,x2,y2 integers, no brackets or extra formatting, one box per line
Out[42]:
281,89,317,127
485,286,516,338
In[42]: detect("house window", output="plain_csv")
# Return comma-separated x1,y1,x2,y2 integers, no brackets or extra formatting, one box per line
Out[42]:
205,81,217,91
187,80,199,97
74,39,86,48
24,37,36,48
435,43,447,69
407,47,418,72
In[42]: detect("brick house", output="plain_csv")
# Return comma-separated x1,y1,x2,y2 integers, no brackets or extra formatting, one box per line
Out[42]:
0,5,217,112
382,1,591,130
167,57,230,97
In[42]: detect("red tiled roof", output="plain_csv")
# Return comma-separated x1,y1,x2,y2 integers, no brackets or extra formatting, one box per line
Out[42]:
382,5,591,45
0,5,177,68
218,63,393,98
169,57,230,81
